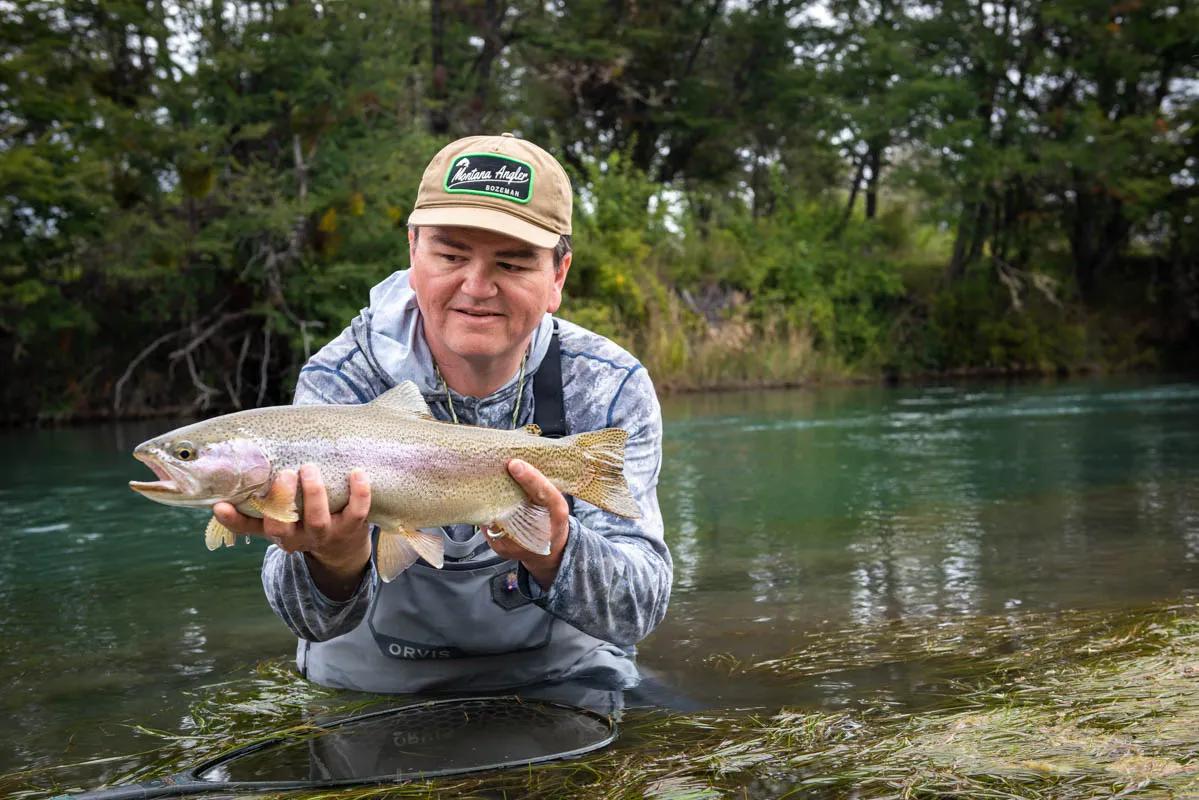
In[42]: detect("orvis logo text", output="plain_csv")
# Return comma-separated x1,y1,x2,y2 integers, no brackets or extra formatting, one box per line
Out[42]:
443,153,534,203
387,643,453,659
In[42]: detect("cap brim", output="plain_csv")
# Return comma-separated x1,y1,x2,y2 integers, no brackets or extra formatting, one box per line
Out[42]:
408,206,561,249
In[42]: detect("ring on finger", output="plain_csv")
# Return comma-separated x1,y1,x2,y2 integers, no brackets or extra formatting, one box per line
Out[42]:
485,528,507,540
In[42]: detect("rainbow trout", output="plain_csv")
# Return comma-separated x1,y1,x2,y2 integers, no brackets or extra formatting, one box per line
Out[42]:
129,381,640,580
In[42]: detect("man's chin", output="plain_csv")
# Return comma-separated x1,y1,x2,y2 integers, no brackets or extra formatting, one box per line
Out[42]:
444,331,510,360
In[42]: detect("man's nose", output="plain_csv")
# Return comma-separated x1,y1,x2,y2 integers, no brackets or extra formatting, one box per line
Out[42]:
460,262,498,298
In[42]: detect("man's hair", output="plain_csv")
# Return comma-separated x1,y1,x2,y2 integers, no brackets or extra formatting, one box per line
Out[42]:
409,224,572,271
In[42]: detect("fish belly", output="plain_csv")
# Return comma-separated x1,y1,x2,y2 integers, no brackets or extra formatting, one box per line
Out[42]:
352,439,537,529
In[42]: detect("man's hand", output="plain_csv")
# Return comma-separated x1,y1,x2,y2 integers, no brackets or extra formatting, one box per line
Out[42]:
213,465,372,600
486,458,571,590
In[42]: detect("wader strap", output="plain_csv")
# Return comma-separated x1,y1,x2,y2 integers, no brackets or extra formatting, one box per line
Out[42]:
533,319,568,438
533,319,574,514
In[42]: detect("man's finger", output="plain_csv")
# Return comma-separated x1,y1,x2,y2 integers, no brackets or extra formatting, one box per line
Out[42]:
213,501,264,535
299,464,331,531
275,537,304,553
341,469,371,524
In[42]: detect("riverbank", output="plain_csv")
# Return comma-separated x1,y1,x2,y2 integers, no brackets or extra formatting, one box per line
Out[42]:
7,357,1189,428
6,224,1195,427
7,360,1180,428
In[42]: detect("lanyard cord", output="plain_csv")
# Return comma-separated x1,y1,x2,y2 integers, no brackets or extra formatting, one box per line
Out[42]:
435,351,528,430
434,351,529,549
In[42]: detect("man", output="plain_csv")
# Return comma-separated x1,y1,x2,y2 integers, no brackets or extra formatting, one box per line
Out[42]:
214,133,671,694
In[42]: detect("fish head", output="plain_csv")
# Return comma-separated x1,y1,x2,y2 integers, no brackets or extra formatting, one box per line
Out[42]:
130,427,272,509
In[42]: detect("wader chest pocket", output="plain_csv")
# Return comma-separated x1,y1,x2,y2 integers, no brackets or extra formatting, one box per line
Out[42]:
490,569,532,611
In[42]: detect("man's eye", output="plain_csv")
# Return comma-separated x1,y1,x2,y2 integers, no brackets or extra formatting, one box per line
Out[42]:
498,262,525,272
440,253,464,263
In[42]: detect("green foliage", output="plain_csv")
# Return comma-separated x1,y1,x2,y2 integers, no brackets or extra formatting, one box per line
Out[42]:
568,152,673,328
920,277,1088,371
0,0,1195,422
669,195,905,369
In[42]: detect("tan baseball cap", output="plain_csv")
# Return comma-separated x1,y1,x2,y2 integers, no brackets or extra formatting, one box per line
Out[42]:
407,133,572,249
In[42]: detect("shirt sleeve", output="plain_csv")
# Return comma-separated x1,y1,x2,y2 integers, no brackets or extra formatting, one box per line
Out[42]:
259,324,381,642
520,367,673,646
261,547,378,641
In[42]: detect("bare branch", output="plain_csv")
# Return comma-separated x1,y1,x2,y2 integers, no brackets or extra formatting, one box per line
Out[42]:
996,259,1024,311
994,258,1063,312
185,351,220,410
1029,271,1063,309
224,374,242,410
113,329,180,413
168,311,255,361
233,330,251,404
257,323,271,407
293,133,308,203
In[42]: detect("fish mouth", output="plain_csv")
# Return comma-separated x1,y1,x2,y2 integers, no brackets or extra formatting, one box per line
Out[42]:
129,450,182,496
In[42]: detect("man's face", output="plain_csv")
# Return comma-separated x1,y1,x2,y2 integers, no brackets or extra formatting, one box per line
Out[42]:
408,225,571,367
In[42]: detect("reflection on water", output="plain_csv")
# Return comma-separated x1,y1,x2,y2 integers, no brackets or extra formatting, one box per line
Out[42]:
1,377,1198,777
202,694,616,784
644,378,1199,708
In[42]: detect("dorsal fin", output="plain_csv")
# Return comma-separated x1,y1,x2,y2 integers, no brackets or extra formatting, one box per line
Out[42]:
371,381,433,417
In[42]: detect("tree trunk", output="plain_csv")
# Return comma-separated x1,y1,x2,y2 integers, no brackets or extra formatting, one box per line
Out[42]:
840,156,866,232
429,0,449,134
946,200,989,281
468,0,506,128
1069,189,1129,304
864,141,882,220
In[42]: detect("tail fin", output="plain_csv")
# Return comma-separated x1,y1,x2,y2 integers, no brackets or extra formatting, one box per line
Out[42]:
567,428,642,519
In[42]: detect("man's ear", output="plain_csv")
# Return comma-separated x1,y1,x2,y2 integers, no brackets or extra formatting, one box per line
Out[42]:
408,227,417,261
547,252,572,314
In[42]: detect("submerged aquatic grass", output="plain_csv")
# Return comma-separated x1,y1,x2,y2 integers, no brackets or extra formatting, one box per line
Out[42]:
781,601,1199,798
6,601,1199,799
707,603,1187,686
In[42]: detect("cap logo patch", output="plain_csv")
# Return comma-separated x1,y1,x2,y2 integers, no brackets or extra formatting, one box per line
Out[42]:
444,153,534,204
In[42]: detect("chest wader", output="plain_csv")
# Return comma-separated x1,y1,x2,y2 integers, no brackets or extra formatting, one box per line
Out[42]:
298,321,638,693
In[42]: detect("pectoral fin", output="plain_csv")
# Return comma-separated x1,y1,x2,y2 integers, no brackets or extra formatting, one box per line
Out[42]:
205,516,236,550
375,524,445,581
494,500,552,556
248,482,300,523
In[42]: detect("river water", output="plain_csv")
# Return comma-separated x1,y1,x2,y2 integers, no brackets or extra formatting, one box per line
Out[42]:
2,377,1198,783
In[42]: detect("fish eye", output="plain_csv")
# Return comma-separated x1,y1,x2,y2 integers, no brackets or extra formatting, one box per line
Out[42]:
174,442,197,461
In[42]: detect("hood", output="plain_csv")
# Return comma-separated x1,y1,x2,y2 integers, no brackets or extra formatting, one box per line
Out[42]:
351,269,555,400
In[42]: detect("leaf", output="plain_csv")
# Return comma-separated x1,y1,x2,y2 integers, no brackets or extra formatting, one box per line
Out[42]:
318,207,338,233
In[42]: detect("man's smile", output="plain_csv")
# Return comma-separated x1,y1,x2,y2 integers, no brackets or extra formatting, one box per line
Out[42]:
452,307,505,319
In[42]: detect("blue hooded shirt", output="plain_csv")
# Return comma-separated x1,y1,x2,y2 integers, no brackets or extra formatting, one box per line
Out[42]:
260,270,672,692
